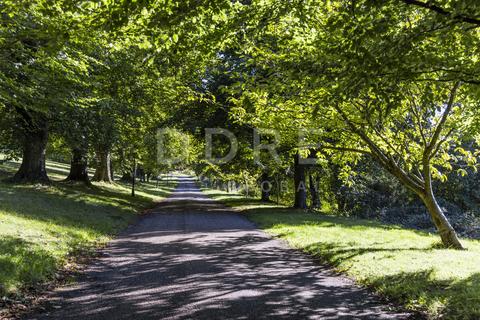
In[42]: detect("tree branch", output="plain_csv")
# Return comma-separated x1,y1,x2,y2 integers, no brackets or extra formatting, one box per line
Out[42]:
320,146,371,154
409,95,427,146
430,127,455,159
426,81,461,156
332,104,424,193
401,0,480,27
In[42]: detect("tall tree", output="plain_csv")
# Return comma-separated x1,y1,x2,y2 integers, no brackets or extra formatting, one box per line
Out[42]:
0,1,94,183
227,0,480,248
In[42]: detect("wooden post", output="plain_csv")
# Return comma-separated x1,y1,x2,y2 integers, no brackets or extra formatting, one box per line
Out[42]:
131,158,136,197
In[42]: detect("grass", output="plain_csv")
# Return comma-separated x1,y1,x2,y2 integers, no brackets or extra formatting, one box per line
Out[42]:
0,158,176,300
203,187,480,320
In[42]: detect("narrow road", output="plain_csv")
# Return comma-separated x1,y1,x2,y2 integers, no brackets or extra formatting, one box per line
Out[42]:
28,176,410,320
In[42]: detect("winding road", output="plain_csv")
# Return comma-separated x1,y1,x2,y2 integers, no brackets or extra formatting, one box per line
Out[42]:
28,176,410,320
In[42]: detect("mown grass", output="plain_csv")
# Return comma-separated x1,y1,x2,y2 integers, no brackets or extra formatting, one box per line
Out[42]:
0,159,176,299
203,187,480,320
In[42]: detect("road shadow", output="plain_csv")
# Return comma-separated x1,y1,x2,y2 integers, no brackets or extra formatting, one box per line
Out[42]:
26,177,411,320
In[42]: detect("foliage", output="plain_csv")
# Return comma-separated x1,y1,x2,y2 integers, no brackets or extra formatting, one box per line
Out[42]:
2,0,480,310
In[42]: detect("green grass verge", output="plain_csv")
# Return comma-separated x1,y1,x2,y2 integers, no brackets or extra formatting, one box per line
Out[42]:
0,159,176,299
203,187,480,320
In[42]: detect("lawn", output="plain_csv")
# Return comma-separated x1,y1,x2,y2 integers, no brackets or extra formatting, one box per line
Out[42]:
0,159,176,302
203,187,480,320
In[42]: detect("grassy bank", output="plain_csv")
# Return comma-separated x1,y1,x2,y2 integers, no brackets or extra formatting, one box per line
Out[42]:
203,187,480,320
0,159,176,301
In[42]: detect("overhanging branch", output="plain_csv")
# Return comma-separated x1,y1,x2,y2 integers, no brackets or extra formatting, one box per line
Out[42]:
402,0,480,27
320,146,371,154
426,81,460,157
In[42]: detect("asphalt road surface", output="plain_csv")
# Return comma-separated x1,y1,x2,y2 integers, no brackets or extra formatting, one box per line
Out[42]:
27,176,410,320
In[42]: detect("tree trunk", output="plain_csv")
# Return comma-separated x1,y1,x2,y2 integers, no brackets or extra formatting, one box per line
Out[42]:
275,174,281,204
131,158,136,197
66,148,90,184
243,175,249,198
12,117,49,183
92,149,112,183
260,172,271,202
309,173,321,209
420,190,463,249
294,152,307,209
109,160,114,181
136,166,145,182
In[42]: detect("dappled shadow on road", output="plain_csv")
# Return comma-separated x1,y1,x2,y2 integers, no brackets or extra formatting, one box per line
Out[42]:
27,177,409,320
30,231,406,320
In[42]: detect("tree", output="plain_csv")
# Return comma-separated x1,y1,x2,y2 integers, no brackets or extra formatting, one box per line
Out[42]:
226,0,480,248
0,1,94,183
327,82,471,249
